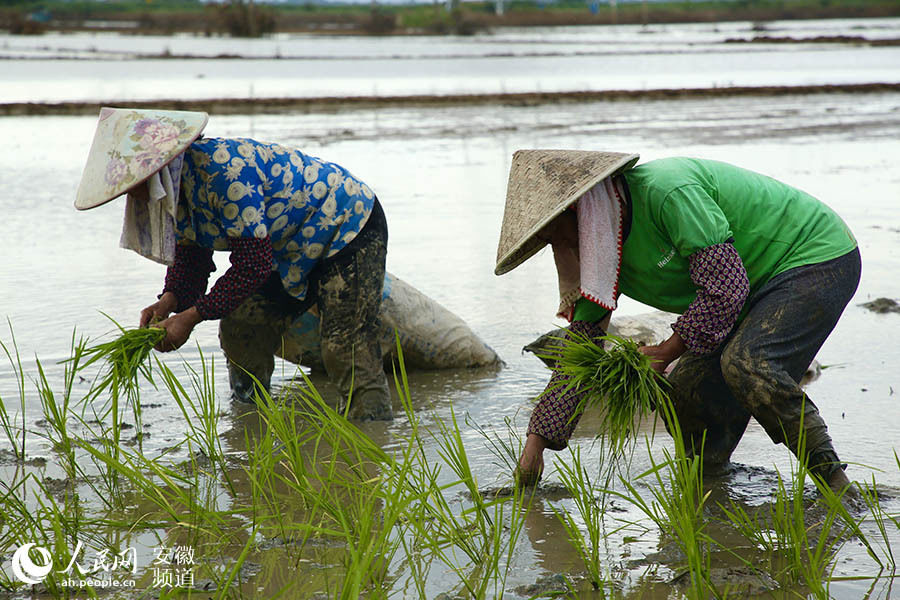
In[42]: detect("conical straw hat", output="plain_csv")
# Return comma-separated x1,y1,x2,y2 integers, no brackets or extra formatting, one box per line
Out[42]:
75,106,208,210
495,149,639,275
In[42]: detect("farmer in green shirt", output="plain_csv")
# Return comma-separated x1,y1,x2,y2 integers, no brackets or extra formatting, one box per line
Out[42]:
496,151,860,493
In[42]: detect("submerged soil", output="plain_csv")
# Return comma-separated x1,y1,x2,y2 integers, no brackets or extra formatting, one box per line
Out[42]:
860,297,900,313
2,82,900,117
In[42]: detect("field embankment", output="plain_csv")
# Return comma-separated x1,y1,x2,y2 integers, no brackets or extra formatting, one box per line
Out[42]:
3,82,900,117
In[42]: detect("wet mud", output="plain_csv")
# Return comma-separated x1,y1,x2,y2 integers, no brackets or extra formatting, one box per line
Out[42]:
860,297,900,313
477,480,573,500
725,34,900,45
2,82,900,117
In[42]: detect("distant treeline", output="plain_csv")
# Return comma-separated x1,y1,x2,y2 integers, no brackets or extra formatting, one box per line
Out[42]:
2,0,899,36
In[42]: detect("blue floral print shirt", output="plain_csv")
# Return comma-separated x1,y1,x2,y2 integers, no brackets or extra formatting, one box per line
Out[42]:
176,137,376,301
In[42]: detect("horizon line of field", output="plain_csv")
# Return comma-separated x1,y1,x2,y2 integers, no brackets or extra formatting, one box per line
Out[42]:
3,82,899,116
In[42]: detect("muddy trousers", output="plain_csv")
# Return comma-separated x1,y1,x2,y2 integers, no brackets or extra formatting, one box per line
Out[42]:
665,248,861,479
219,201,392,420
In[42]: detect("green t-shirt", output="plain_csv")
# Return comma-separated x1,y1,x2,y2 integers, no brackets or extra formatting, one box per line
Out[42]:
574,157,856,321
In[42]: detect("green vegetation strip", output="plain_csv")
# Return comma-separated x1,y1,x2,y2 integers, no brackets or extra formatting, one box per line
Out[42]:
3,83,900,116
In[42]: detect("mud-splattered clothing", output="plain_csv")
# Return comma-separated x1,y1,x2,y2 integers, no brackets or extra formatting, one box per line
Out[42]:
221,199,391,420
666,248,860,478
530,158,858,468
530,240,751,447
175,137,376,304
156,136,390,418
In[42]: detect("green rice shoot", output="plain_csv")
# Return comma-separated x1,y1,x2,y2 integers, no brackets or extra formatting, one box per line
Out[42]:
81,325,166,394
78,321,166,411
541,330,671,458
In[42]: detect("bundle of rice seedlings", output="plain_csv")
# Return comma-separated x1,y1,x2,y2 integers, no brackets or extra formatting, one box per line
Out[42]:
81,324,167,396
541,330,671,457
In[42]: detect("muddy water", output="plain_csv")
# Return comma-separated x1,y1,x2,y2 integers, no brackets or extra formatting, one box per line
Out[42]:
3,19,900,103
1,62,900,599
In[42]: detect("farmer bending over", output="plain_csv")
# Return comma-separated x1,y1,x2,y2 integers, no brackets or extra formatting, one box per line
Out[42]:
495,151,859,493
75,107,392,420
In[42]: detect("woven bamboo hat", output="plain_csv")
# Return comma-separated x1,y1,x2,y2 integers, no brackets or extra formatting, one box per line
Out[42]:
494,149,639,275
75,106,208,210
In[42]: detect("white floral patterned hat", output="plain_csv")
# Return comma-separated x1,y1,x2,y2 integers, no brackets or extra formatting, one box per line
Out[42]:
495,149,639,275
75,107,208,210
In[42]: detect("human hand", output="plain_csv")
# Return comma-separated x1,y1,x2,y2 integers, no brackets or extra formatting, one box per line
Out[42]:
515,433,547,488
154,307,202,352
638,332,686,374
140,292,178,328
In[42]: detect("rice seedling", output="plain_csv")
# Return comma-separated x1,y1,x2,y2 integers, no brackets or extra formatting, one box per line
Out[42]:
551,444,620,591
774,468,845,596
79,320,166,397
540,331,669,465
0,323,28,461
237,336,535,599
0,470,115,599
245,373,415,598
430,405,533,599
154,348,236,491
817,472,896,572
33,333,87,481
3,320,896,599
467,414,523,477
612,397,719,599
718,417,868,598
76,316,166,453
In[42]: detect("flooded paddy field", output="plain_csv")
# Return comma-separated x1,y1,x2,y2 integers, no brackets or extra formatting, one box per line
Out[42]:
1,19,900,600
2,18,900,104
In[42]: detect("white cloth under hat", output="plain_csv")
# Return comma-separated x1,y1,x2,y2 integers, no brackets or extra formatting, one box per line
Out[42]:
119,153,184,266
555,176,627,321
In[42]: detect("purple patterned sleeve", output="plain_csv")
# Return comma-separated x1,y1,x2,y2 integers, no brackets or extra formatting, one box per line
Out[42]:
527,320,607,450
194,237,274,320
671,241,749,355
163,244,216,313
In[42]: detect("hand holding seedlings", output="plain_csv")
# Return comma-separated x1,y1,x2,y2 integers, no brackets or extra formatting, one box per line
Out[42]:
139,292,200,352
139,291,177,328
550,333,670,452
636,332,687,375
150,307,203,352
515,331,671,489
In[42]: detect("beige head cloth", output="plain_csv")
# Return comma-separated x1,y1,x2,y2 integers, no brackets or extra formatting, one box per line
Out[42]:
75,106,208,211
494,149,639,275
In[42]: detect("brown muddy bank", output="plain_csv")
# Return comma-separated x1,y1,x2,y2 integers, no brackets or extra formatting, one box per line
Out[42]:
3,82,900,117
725,34,900,45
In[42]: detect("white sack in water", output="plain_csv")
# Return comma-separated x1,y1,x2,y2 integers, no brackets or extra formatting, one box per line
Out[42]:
277,272,502,372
